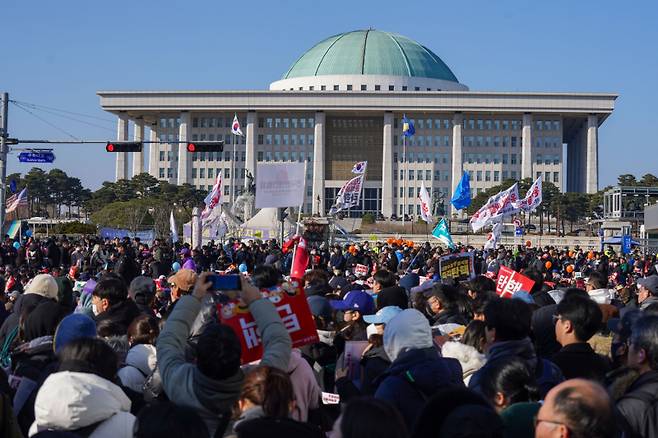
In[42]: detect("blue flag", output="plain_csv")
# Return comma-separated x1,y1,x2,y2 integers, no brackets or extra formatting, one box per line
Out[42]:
9,180,16,194
432,218,455,249
402,115,415,137
451,171,471,210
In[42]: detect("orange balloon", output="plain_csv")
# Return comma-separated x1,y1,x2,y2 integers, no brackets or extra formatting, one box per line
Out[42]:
587,251,594,260
545,261,552,269
566,265,574,273
525,240,532,247
568,251,574,258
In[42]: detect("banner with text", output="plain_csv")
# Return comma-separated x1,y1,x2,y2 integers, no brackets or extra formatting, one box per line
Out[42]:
255,163,306,208
439,252,476,281
496,265,536,298
217,280,319,364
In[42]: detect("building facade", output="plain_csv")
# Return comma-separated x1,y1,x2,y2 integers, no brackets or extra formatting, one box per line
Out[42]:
98,30,616,217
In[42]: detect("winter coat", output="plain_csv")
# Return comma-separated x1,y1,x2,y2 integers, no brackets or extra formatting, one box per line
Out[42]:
550,342,611,382
29,371,135,438
157,295,291,437
441,341,486,385
616,370,658,438
375,309,463,430
117,344,157,393
287,349,321,422
0,294,51,347
469,338,564,398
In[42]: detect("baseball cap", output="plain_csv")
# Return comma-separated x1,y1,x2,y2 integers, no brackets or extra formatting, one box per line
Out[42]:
25,274,59,301
638,276,658,295
329,290,375,315
363,305,403,324
168,269,197,293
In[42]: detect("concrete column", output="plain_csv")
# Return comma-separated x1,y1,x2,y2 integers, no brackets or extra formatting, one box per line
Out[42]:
245,111,257,188
177,112,191,185
381,112,394,218
148,124,159,177
521,113,533,179
312,111,325,216
586,115,598,194
132,119,145,177
191,207,202,249
566,141,576,192
115,114,129,181
450,113,464,214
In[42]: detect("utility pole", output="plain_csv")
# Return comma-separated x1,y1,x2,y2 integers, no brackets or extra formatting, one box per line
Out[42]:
0,92,8,235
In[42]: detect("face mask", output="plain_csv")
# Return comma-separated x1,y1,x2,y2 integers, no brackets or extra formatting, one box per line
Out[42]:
92,303,100,316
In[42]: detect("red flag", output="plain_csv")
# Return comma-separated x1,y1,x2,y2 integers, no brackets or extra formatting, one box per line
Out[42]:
290,237,309,279
282,236,300,254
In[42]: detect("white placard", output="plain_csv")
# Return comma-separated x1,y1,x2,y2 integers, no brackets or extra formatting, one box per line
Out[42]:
255,163,306,208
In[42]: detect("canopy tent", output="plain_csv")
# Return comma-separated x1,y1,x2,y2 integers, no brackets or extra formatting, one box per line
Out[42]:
240,207,296,240
602,235,641,246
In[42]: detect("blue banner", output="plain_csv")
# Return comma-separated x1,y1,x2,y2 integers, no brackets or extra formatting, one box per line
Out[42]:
99,227,155,244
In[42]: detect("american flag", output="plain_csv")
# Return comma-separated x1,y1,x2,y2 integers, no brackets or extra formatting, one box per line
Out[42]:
6,188,28,213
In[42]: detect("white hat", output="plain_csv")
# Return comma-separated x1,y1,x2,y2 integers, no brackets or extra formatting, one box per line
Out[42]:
24,274,59,301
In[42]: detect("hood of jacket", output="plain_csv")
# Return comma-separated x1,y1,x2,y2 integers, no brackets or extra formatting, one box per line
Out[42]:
125,344,157,375
379,347,462,393
441,341,485,378
588,288,613,304
487,337,538,372
32,371,131,430
384,309,433,362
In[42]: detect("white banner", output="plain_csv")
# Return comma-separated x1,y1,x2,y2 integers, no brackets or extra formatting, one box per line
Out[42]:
470,183,520,232
329,175,364,215
484,222,502,250
516,176,543,213
418,182,433,223
255,163,306,209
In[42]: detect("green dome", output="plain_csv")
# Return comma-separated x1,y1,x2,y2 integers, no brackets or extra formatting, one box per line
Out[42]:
282,30,460,83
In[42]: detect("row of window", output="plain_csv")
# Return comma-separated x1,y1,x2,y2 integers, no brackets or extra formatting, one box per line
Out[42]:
257,151,313,162
257,134,314,146
535,137,562,148
258,117,315,129
286,85,434,92
191,133,245,144
535,154,562,165
159,118,181,129
192,117,240,129
393,152,450,164
464,135,518,148
393,135,451,147
398,170,451,182
466,170,561,184
464,153,520,165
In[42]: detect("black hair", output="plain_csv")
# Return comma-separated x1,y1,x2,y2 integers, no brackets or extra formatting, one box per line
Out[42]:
557,295,602,342
630,315,658,370
340,397,408,438
465,276,497,297
58,338,119,381
562,288,589,300
134,401,209,438
553,385,616,438
484,297,531,341
251,265,282,289
196,322,242,380
469,293,494,316
92,276,128,306
462,320,487,354
479,358,539,407
373,270,397,288
588,271,608,290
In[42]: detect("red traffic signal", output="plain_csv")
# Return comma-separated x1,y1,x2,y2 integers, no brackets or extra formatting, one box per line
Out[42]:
106,141,143,153
187,141,224,153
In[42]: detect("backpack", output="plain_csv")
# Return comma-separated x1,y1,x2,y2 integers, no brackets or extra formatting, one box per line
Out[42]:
616,390,658,438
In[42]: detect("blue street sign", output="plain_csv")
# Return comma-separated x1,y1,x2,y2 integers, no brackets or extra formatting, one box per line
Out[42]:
18,152,55,163
621,235,632,254
515,228,524,237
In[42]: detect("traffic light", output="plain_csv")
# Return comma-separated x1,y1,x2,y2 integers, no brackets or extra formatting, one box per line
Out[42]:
106,141,143,152
187,141,224,153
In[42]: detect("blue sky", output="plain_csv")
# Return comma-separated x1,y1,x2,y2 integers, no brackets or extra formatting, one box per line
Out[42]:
3,0,657,190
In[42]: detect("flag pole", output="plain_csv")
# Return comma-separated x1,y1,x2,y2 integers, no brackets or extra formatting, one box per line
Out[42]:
289,160,307,275
402,132,407,230
231,132,236,205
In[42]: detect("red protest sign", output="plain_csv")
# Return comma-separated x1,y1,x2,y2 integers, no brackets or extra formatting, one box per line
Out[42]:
217,279,319,364
496,265,536,298
354,264,368,277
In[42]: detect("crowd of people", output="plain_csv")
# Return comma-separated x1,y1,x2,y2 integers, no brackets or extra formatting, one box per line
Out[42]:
0,234,657,438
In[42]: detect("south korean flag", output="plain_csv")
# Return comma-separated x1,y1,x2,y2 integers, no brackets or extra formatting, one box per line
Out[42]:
231,114,244,136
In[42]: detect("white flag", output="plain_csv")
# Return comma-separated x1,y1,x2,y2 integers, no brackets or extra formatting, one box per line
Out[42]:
328,175,364,215
418,182,433,223
170,211,178,243
351,161,368,175
231,114,244,136
470,183,521,232
484,222,502,250
516,176,543,212
202,173,223,223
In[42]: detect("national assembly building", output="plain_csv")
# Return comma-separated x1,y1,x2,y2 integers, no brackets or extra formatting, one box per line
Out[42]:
97,29,617,218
